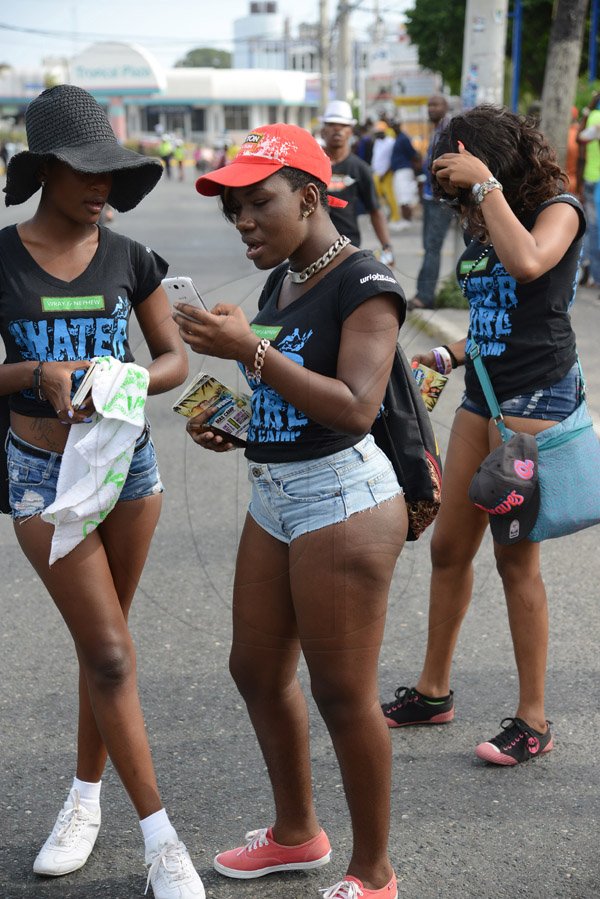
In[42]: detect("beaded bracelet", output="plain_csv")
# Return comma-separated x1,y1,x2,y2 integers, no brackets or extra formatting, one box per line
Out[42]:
32,361,45,401
247,338,270,382
432,346,453,376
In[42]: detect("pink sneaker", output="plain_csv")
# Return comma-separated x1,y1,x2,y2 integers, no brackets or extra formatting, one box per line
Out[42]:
320,873,398,898
213,826,331,879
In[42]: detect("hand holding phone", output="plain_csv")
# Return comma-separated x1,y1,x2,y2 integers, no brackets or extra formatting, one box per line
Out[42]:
71,361,98,408
162,276,208,313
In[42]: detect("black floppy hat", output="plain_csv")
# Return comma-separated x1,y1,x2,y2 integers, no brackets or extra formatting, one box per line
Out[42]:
468,432,540,545
4,84,163,212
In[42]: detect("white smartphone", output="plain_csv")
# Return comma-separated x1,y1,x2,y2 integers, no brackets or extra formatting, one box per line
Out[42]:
71,361,98,408
162,276,208,311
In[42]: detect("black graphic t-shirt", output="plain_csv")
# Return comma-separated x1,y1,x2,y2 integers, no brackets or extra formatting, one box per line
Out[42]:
243,251,406,463
0,224,168,417
326,154,380,247
462,194,586,406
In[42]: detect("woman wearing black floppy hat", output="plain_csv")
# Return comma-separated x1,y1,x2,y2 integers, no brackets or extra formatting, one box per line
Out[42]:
1,84,204,898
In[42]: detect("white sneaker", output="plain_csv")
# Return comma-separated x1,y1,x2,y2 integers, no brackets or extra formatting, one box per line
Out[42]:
145,840,205,899
389,220,411,233
33,788,101,876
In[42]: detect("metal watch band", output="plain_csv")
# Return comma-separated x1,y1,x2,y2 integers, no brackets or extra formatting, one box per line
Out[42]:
473,177,503,205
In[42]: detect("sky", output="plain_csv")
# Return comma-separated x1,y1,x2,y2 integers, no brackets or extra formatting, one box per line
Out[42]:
0,0,409,71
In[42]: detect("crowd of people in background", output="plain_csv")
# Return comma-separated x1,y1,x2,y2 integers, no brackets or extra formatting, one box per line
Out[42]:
3,93,599,309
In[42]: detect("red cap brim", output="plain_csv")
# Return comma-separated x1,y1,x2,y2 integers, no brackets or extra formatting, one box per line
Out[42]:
196,155,348,208
196,156,284,196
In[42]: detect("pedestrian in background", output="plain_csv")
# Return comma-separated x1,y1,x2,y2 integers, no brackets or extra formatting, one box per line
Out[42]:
158,133,174,179
408,94,454,311
174,139,186,181
382,105,585,767
371,120,400,225
320,100,394,266
577,93,600,287
353,119,374,165
1,85,203,898
390,119,419,231
176,122,407,899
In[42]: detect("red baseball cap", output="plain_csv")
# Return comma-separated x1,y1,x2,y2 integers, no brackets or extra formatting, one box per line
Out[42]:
195,123,347,207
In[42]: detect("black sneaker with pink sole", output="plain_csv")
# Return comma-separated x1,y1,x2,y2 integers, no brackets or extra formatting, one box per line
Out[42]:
381,686,455,728
475,717,553,766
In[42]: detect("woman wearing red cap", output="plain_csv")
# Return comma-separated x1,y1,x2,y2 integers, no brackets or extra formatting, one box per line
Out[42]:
173,123,407,899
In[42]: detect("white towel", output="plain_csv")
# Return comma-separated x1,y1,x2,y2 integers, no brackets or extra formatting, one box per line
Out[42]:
42,357,150,565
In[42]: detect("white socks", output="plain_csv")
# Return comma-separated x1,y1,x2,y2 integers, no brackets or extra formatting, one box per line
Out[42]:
72,776,102,813
68,778,176,854
140,808,178,854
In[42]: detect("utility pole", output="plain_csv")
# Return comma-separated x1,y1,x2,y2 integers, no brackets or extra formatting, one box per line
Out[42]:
336,0,352,101
461,0,509,109
319,0,330,115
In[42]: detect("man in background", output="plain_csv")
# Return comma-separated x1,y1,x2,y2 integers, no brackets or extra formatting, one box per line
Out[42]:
321,100,394,265
371,120,400,227
390,120,419,230
408,95,454,311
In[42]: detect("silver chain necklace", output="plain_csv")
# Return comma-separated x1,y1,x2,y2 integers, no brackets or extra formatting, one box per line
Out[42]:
287,235,351,284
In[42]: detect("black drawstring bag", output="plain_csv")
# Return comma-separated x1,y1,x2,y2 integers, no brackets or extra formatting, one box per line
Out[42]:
0,393,10,514
371,346,443,540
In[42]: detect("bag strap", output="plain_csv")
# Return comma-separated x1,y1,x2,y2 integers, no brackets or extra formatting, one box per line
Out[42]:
468,341,511,443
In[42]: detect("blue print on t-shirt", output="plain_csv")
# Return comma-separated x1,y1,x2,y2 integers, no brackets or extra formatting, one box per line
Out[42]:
9,295,130,362
466,262,517,360
247,327,313,444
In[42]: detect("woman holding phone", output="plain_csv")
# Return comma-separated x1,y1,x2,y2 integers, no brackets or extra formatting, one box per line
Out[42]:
174,123,407,899
1,84,204,897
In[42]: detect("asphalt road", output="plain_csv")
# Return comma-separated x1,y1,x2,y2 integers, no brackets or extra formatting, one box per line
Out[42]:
0,176,598,899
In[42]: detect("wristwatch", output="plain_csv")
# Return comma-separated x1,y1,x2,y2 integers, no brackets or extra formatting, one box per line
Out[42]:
471,176,503,205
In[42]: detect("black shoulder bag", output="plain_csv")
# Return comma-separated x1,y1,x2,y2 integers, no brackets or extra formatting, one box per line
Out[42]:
371,345,443,540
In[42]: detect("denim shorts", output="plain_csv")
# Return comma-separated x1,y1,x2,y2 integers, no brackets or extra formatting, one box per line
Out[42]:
460,362,582,422
7,426,163,520
247,433,402,544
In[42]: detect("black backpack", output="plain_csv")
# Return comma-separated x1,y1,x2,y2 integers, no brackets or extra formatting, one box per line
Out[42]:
371,345,442,540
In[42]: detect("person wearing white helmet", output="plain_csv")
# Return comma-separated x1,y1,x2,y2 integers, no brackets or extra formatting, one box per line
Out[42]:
320,101,394,266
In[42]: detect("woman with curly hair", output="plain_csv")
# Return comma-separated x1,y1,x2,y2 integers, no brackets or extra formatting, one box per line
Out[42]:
381,105,586,765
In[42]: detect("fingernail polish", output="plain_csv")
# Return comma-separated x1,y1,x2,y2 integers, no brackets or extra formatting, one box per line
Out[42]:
68,410,74,419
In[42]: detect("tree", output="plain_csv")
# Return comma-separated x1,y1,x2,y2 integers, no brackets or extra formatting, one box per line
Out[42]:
505,0,553,97
540,0,589,166
404,0,567,103
404,0,465,94
175,48,231,68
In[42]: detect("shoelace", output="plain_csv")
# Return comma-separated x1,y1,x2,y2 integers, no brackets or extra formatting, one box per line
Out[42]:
52,791,90,845
496,717,527,749
320,881,363,899
144,841,193,895
385,686,414,711
495,717,550,750
237,828,269,856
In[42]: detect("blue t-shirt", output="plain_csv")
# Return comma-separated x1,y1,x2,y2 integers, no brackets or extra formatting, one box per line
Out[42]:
391,132,417,171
